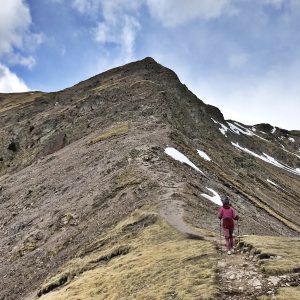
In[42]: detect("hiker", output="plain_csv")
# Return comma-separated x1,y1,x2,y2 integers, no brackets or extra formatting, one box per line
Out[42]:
218,196,239,255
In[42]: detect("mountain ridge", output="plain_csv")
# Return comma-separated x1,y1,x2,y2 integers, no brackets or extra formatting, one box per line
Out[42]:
0,57,299,300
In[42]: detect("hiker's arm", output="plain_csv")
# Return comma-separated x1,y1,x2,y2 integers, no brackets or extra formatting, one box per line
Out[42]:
218,208,223,219
232,208,239,220
233,210,239,220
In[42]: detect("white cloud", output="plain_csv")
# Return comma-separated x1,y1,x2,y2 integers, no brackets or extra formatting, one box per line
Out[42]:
146,0,237,27
8,54,36,69
189,60,300,130
73,0,141,62
0,64,29,92
0,0,31,55
0,0,43,73
72,0,97,14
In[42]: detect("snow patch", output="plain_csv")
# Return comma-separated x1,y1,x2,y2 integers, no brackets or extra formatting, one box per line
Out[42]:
165,147,204,174
288,137,295,143
197,149,211,161
211,118,228,137
252,127,257,132
227,122,269,142
271,127,276,134
231,142,300,176
201,188,222,206
228,122,253,136
267,179,278,187
219,124,228,136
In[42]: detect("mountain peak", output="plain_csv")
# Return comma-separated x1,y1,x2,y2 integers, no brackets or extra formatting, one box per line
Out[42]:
0,58,300,300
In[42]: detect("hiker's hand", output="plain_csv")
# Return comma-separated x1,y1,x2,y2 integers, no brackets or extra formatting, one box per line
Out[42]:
235,216,239,220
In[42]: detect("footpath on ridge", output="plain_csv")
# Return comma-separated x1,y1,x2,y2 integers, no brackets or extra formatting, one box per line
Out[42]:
160,198,300,300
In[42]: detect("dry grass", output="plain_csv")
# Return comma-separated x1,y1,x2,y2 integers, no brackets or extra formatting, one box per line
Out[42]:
240,235,300,275
114,167,144,190
38,208,219,300
90,75,135,92
89,123,129,144
0,92,43,113
259,287,300,300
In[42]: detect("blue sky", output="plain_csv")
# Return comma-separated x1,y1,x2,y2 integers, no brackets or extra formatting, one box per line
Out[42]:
0,0,299,130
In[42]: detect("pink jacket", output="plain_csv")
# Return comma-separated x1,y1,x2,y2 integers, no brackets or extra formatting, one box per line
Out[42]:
218,205,238,220
218,205,239,229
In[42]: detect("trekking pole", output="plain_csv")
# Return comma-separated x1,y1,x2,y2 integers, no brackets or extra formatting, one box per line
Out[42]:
237,219,241,245
219,220,223,256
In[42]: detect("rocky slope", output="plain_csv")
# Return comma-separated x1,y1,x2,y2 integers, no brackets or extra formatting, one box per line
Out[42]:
0,57,299,300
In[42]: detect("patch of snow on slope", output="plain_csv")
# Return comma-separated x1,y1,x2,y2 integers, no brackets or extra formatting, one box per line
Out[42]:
201,188,222,206
232,122,269,142
267,179,278,187
219,124,228,136
165,147,204,174
231,142,300,176
288,137,295,142
197,149,211,161
228,122,253,136
252,127,257,132
271,127,276,134
211,118,228,136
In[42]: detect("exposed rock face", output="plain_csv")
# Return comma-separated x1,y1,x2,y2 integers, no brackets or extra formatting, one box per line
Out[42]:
0,57,299,300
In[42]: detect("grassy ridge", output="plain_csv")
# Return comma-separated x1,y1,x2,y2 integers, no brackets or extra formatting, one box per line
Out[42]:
240,235,300,275
38,208,219,300
259,287,300,300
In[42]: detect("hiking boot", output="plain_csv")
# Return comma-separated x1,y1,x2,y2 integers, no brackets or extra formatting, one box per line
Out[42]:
227,250,231,255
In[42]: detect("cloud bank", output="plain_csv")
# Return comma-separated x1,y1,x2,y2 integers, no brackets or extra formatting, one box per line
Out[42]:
0,0,44,92
0,64,29,93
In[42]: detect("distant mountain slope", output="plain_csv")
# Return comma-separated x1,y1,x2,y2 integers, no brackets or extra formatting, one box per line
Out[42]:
0,58,299,300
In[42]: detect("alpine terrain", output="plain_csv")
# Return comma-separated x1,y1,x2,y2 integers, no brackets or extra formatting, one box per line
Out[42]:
0,57,299,300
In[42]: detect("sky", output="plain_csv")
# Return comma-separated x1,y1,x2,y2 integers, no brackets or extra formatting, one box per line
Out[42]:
0,0,300,130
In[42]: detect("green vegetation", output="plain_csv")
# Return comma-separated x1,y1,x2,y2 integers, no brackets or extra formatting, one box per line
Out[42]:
38,208,219,300
89,123,129,144
239,235,300,275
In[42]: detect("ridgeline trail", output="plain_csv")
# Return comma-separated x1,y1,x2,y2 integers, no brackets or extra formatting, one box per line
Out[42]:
160,199,299,300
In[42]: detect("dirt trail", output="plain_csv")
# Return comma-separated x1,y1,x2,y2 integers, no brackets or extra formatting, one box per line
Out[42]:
160,199,298,300
218,251,276,300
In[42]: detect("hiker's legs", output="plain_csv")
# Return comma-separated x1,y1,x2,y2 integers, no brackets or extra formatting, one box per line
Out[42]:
229,229,234,250
223,228,234,251
223,228,231,251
